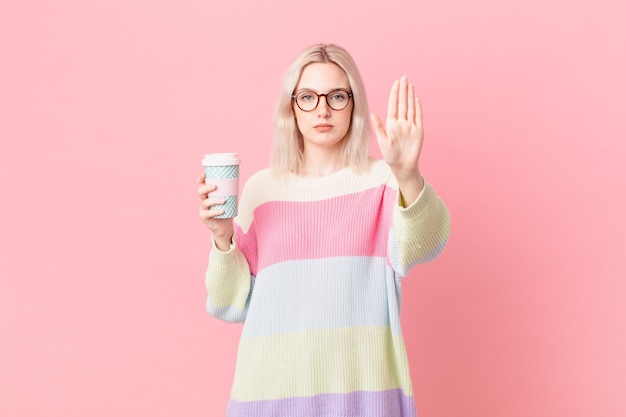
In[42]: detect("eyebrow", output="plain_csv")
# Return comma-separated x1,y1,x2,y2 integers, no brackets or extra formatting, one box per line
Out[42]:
294,87,350,93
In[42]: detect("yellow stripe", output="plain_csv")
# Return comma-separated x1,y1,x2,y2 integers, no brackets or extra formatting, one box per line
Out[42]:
394,182,452,265
231,325,413,402
206,246,250,310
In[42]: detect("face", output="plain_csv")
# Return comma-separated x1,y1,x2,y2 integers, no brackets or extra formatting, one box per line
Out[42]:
293,63,353,152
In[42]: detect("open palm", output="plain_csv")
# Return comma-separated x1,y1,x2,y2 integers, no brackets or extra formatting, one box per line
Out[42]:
371,76,424,181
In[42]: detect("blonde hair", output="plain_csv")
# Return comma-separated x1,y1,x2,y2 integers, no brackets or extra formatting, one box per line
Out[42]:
271,44,371,174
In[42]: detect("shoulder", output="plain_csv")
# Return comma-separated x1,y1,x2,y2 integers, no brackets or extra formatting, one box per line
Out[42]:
367,158,391,176
234,169,266,233
363,158,397,189
239,168,277,208
237,168,288,225
242,168,274,192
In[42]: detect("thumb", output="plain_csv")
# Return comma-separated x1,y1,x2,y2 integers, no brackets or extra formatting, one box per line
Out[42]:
370,113,387,142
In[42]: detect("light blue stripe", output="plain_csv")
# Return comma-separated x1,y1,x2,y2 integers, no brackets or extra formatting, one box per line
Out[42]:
241,256,403,338
206,277,255,323
205,301,247,323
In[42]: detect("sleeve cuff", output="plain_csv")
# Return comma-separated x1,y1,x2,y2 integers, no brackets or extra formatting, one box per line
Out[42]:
209,235,237,267
211,235,236,253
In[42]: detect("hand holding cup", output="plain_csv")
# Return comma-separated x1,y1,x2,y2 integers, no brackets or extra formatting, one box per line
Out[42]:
198,174,235,251
198,152,241,251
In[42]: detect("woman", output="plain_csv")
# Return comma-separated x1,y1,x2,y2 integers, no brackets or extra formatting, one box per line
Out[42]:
197,43,451,417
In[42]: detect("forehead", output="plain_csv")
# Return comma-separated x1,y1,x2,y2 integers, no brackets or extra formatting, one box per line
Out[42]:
296,63,350,91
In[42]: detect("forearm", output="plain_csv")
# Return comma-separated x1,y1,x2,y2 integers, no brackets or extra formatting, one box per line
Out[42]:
205,239,253,322
394,169,425,208
393,181,451,267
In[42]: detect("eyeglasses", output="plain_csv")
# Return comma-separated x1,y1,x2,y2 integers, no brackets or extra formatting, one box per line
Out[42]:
292,89,353,112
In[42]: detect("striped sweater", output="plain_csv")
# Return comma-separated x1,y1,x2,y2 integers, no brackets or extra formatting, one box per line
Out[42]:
205,158,451,417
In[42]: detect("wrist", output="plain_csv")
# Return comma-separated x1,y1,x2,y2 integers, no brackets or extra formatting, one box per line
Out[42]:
393,168,423,188
394,171,424,208
213,234,233,252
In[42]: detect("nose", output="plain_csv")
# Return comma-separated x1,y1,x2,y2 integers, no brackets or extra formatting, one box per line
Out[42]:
316,95,331,116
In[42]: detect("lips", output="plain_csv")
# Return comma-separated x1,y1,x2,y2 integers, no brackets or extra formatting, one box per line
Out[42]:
314,124,333,131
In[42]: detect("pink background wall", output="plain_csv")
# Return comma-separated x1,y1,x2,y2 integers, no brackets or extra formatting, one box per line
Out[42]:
1,1,624,416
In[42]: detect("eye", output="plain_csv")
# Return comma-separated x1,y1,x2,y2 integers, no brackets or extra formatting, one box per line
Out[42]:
298,92,316,102
329,91,348,102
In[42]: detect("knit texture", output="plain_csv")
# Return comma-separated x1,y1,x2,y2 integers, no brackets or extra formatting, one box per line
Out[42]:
205,159,451,417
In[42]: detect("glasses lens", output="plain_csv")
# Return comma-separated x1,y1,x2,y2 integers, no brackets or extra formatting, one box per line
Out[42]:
327,90,350,110
296,91,318,111
294,90,352,111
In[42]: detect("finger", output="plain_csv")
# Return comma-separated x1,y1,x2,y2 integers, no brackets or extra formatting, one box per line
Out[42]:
398,76,408,120
198,183,217,200
387,79,400,121
407,83,416,123
414,97,424,131
197,173,206,185
201,197,226,210
370,113,386,138
199,208,225,221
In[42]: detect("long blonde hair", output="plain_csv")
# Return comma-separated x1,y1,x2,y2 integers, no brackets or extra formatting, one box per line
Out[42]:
271,44,371,174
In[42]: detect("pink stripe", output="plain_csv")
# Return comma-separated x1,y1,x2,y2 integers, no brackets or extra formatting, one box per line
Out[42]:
234,185,397,275
207,178,239,197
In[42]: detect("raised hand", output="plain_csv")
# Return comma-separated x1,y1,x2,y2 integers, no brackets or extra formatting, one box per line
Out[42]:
370,76,425,206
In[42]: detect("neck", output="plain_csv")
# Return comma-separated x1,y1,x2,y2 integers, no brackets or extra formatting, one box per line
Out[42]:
298,145,345,178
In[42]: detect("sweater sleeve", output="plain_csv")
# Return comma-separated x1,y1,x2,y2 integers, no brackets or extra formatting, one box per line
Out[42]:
205,236,254,323
389,181,451,277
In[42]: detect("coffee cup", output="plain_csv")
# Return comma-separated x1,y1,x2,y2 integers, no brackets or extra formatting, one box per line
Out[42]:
202,152,241,219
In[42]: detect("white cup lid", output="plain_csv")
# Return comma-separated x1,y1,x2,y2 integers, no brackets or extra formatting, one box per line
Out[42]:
202,152,241,166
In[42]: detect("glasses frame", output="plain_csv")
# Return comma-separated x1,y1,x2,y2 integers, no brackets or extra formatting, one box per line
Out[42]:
291,89,353,112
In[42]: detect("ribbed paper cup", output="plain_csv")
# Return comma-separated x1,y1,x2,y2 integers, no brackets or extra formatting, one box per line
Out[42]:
202,153,241,219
